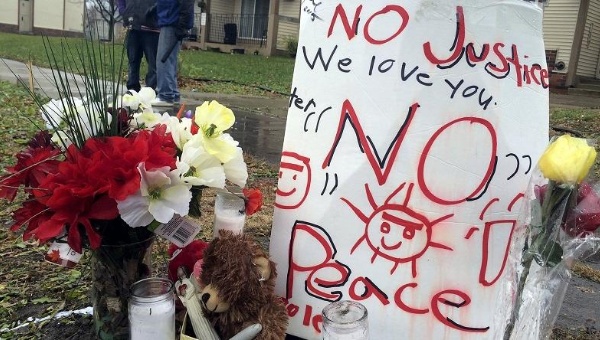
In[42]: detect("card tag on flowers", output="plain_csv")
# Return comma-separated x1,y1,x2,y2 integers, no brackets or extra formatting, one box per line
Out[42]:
45,238,82,268
154,216,201,247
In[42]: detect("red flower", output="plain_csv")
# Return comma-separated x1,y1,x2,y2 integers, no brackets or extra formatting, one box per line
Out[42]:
563,182,600,237
0,146,61,201
243,188,263,216
3,120,178,252
29,143,122,252
131,125,177,171
10,199,53,239
28,130,54,149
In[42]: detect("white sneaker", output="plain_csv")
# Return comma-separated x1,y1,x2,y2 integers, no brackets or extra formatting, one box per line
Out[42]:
151,97,173,106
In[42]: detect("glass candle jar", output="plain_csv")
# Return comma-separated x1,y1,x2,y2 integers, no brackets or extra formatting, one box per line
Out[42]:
213,190,246,238
129,278,175,340
322,300,369,340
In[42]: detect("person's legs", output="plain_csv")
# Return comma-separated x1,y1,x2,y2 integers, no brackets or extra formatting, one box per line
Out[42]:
142,31,159,90
126,29,143,92
156,26,181,102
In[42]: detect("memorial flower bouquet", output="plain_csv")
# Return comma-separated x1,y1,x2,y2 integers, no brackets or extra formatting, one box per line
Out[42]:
0,36,259,337
501,134,600,340
0,89,248,252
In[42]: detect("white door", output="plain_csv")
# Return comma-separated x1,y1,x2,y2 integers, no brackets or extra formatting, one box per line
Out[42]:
19,0,33,33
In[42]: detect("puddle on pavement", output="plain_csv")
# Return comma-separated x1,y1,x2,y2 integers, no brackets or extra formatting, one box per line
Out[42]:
229,111,286,165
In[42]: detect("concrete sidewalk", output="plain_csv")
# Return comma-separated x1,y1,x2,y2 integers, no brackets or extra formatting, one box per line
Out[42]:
0,58,290,118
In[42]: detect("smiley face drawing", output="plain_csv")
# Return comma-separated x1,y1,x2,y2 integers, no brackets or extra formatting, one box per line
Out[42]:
342,182,453,277
275,151,311,209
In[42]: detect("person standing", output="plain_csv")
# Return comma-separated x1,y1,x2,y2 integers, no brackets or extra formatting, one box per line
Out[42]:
154,0,195,105
117,0,160,92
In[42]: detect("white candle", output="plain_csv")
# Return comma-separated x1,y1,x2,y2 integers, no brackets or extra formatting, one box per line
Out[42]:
129,302,175,340
129,278,175,340
213,190,246,238
213,212,246,238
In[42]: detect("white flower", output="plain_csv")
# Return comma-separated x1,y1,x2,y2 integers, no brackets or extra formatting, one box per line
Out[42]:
223,146,248,188
40,97,84,129
122,90,141,109
122,87,156,112
51,130,73,149
74,104,111,138
178,136,226,188
117,164,192,227
138,87,156,105
166,117,193,150
48,104,111,149
132,111,169,129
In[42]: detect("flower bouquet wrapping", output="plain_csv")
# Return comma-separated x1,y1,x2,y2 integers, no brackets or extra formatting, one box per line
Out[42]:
497,135,600,340
0,81,253,338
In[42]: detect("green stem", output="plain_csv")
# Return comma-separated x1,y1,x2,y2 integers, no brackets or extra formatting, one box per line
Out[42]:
504,181,576,339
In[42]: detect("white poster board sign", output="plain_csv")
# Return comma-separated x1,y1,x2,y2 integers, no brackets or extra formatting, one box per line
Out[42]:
270,1,549,339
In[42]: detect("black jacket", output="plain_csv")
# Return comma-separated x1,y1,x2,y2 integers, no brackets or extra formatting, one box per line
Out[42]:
120,0,159,30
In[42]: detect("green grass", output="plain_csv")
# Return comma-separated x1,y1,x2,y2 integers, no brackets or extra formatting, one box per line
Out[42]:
550,107,600,122
0,32,295,96
550,107,600,140
0,81,44,169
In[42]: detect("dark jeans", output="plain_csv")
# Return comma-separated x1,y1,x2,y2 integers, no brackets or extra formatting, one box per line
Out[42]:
126,29,159,92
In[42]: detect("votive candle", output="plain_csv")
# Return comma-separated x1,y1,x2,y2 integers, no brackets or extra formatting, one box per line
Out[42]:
322,300,369,340
129,278,175,340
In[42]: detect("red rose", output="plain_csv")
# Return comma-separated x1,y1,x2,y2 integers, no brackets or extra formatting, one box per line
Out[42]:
563,182,600,237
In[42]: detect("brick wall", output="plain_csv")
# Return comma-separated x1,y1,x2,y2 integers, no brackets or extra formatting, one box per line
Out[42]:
0,23,18,34
545,49,568,88
0,24,83,38
32,27,83,38
546,49,557,71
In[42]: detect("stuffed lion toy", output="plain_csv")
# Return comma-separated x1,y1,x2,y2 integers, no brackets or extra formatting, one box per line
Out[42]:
199,230,288,340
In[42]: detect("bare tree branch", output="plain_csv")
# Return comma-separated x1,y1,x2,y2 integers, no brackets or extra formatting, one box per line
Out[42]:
85,0,120,40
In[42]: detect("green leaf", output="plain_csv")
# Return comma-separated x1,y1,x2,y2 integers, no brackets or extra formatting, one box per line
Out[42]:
31,297,60,304
530,237,564,268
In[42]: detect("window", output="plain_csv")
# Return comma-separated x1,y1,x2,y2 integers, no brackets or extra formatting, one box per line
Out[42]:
240,0,269,39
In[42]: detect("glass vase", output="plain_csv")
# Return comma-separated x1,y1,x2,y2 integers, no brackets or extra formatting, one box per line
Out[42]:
90,219,155,339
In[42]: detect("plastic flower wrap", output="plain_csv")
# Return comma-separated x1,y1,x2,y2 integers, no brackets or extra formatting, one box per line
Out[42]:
498,135,600,340
0,87,249,253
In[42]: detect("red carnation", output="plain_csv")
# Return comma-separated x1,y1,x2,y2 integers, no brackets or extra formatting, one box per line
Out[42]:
243,188,263,216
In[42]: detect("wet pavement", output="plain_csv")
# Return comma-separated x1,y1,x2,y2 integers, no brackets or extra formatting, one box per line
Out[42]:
228,110,286,165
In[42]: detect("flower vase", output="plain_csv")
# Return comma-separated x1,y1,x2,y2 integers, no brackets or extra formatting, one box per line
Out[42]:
90,219,155,339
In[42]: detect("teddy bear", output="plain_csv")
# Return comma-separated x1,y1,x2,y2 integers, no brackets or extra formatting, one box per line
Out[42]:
198,230,288,340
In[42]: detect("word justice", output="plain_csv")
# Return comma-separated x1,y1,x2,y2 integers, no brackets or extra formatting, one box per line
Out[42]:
326,4,548,89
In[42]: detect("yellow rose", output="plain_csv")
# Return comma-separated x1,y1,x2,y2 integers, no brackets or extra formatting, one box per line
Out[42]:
538,135,597,185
